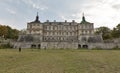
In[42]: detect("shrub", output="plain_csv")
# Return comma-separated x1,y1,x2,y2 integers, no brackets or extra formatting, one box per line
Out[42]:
0,43,13,49
112,46,120,50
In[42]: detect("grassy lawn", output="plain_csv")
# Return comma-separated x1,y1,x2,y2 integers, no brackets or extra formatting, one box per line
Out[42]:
0,49,120,73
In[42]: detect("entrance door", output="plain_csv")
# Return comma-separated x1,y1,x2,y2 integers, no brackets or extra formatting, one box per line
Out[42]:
38,44,41,49
83,45,88,48
31,44,36,48
78,44,81,49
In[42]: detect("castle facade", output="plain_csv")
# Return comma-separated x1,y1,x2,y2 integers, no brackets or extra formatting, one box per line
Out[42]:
14,13,119,49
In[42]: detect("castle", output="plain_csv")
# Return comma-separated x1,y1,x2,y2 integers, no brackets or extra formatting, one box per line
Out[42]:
14,13,120,49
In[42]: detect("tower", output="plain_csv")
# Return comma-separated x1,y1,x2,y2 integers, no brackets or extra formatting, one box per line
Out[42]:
82,13,86,22
35,12,40,23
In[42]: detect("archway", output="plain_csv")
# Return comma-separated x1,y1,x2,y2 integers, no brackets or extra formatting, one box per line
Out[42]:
83,45,88,48
78,44,81,49
38,44,41,49
31,44,36,48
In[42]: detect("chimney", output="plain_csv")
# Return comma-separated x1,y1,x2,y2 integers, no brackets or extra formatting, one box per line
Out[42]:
54,20,56,22
72,20,75,23
65,20,67,23
46,20,49,22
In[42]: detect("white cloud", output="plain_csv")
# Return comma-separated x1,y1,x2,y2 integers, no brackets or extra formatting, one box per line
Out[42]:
59,0,120,29
6,8,16,15
22,0,48,11
85,0,120,29
1,0,120,29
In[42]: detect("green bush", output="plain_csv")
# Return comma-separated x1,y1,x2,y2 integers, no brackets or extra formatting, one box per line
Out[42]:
0,43,13,49
112,46,120,50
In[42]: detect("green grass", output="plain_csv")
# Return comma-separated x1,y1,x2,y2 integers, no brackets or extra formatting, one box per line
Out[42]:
0,49,120,73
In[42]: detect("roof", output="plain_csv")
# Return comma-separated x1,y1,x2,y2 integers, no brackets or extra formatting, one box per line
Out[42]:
80,14,92,24
28,13,40,24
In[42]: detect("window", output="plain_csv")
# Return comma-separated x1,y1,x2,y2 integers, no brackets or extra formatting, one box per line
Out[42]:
47,26,49,30
51,26,53,30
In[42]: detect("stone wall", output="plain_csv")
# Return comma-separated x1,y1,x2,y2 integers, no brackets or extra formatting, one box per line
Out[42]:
14,33,120,49
88,43,118,49
41,42,78,49
14,41,120,49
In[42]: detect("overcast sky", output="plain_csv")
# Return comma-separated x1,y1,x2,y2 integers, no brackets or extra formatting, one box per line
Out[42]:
0,0,120,30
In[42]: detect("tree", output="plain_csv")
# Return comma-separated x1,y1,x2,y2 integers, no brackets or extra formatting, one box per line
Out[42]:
111,24,120,38
0,25,19,40
0,25,8,38
95,27,112,40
